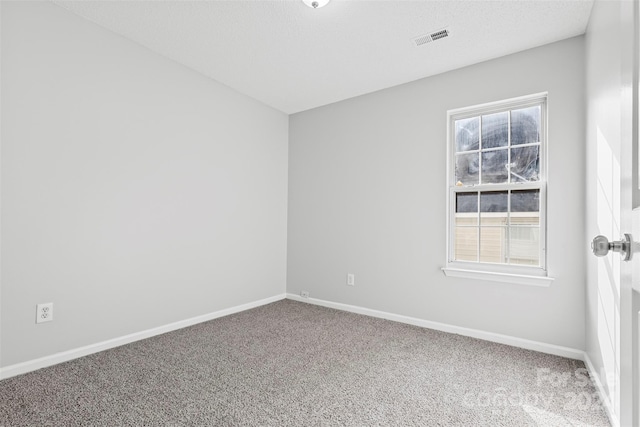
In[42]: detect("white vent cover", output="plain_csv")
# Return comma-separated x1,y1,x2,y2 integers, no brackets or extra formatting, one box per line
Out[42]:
413,29,449,47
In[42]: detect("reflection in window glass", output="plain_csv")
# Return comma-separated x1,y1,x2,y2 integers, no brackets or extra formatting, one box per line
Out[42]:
481,112,508,149
456,192,478,213
510,146,540,182
479,227,507,264
511,190,539,212
480,191,508,212
455,117,479,152
455,153,479,185
511,106,540,145
481,149,508,184
455,227,478,262
509,227,540,265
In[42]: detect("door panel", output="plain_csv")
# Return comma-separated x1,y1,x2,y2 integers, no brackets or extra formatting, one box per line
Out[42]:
586,0,638,425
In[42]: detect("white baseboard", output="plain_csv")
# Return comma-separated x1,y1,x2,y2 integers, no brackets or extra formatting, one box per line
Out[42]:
286,293,584,360
0,293,287,381
582,352,619,427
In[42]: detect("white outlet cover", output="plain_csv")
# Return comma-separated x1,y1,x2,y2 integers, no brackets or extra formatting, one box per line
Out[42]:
36,302,54,324
347,274,355,286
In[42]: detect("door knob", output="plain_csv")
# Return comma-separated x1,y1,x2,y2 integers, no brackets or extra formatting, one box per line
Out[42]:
591,233,633,261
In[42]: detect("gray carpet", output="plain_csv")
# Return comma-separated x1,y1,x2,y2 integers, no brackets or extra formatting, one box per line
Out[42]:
0,299,610,426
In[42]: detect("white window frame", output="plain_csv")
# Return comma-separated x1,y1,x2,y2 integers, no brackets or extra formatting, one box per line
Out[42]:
442,93,554,287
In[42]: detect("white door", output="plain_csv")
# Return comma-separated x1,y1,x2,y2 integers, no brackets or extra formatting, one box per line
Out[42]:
587,1,638,426
609,1,637,424
623,1,639,424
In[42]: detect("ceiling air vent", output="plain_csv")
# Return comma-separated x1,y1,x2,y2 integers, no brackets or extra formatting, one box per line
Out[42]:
413,28,449,47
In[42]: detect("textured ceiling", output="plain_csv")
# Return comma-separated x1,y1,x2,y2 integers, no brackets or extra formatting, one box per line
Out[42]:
53,0,594,114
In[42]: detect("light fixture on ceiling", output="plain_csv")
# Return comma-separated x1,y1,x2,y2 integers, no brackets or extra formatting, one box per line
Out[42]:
303,0,330,9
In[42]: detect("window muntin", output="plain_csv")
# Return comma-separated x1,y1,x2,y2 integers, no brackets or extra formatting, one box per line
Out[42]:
454,105,541,186
448,94,546,273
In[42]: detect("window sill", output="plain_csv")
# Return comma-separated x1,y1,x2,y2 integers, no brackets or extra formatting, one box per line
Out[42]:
441,267,554,287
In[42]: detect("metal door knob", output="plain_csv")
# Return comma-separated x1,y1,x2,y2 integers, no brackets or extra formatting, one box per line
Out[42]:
591,234,633,261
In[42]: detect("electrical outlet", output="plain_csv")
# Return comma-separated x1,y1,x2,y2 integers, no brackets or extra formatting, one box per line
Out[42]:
347,274,355,286
300,291,310,298
36,303,53,324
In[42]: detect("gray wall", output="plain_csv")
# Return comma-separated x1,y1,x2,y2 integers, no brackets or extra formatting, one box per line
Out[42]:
1,2,288,366
1,1,590,370
288,36,586,349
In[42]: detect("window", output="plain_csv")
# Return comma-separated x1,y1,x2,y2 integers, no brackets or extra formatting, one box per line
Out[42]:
444,93,552,286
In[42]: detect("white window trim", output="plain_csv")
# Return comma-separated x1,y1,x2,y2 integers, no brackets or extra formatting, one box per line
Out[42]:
443,92,553,287
441,267,554,287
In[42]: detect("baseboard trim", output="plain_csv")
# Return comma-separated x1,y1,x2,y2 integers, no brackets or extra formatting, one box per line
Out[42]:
0,293,287,381
582,352,619,427
286,293,584,360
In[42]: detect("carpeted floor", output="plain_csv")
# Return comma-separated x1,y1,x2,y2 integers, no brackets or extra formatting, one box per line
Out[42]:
0,299,610,426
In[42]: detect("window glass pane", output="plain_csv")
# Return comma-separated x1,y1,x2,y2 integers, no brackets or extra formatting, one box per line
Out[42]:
480,191,508,229
455,117,479,152
480,191,508,212
511,190,539,212
511,106,540,145
455,153,479,185
455,215,478,227
510,188,540,227
479,226,507,263
509,226,540,266
455,227,478,262
481,112,508,149
481,149,508,184
456,192,478,213
509,145,540,182
510,215,539,226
